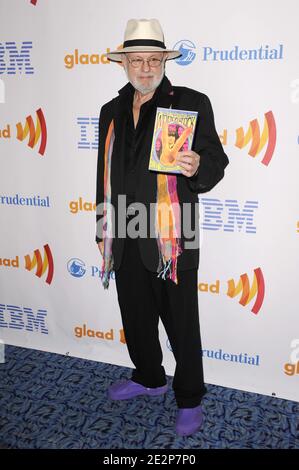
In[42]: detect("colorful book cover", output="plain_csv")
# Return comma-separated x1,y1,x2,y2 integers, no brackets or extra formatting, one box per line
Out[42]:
148,107,198,174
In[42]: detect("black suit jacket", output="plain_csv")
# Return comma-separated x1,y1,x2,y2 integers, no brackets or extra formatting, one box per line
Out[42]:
95,76,229,272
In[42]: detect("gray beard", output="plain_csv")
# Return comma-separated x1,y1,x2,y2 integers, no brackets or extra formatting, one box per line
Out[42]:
124,66,165,95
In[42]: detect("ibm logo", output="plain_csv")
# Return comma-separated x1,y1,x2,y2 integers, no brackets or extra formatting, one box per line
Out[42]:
77,117,99,150
0,304,48,334
0,41,34,75
200,198,258,234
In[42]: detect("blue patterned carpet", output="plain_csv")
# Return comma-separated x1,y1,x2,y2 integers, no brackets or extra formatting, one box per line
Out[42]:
0,345,297,449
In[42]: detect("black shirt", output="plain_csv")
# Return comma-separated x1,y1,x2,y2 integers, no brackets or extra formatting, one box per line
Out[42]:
123,82,162,204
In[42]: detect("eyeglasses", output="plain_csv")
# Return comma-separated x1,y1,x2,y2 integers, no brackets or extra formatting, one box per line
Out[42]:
125,55,164,68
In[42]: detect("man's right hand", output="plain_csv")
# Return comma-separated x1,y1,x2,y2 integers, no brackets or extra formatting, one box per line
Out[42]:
98,241,104,256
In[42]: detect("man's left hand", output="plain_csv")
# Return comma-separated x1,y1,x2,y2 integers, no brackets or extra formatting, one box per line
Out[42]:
176,150,201,177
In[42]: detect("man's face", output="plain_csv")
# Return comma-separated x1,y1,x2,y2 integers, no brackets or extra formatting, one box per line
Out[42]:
122,52,167,95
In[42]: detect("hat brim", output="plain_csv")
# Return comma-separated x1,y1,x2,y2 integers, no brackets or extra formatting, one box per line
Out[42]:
106,46,182,62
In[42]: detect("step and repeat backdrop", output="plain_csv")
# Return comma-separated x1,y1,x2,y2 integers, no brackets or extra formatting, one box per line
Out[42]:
0,0,298,402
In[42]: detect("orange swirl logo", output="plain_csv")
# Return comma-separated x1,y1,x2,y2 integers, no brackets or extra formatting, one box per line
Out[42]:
16,108,47,156
227,268,265,314
235,111,276,166
24,244,54,284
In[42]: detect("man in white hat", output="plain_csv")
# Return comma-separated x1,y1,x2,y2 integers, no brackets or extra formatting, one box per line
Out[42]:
95,19,229,436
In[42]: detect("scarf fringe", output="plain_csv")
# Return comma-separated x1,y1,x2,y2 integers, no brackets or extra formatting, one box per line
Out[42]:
157,241,182,285
101,257,114,290
157,258,172,280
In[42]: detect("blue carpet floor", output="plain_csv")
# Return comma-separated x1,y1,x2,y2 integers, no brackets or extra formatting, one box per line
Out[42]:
0,345,297,449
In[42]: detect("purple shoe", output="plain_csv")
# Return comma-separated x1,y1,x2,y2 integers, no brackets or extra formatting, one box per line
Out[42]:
175,405,203,436
108,380,168,400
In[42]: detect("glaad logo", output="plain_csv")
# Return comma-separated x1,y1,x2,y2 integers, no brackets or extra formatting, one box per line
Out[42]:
235,111,276,166
65,44,124,69
77,117,98,150
227,268,265,315
24,244,54,284
0,244,54,285
0,41,34,75
16,108,47,156
74,324,126,344
220,111,277,166
64,49,110,69
0,108,47,156
69,198,96,214
283,339,299,376
0,303,48,334
67,258,86,278
173,40,196,66
199,267,265,315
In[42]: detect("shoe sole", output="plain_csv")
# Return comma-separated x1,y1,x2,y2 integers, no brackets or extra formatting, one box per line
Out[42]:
109,386,168,401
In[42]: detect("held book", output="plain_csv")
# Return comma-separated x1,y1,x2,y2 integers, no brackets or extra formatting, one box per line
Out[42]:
148,107,198,174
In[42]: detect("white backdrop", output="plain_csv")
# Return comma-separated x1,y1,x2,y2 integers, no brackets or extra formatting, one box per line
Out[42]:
0,0,298,402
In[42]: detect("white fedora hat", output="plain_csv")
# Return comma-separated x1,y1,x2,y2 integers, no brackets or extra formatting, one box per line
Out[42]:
106,18,182,62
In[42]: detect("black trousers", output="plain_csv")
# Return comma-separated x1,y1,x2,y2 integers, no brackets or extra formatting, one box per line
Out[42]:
114,225,207,408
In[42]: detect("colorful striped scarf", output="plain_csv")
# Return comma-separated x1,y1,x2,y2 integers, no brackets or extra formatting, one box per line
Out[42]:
101,119,182,289
155,173,182,283
101,120,115,289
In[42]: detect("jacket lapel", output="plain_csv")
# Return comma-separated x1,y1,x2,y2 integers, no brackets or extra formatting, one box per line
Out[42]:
112,94,129,194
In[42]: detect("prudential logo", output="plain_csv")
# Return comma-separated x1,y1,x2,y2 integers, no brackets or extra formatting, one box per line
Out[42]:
173,41,284,63
173,40,196,66
67,258,87,278
202,44,283,62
